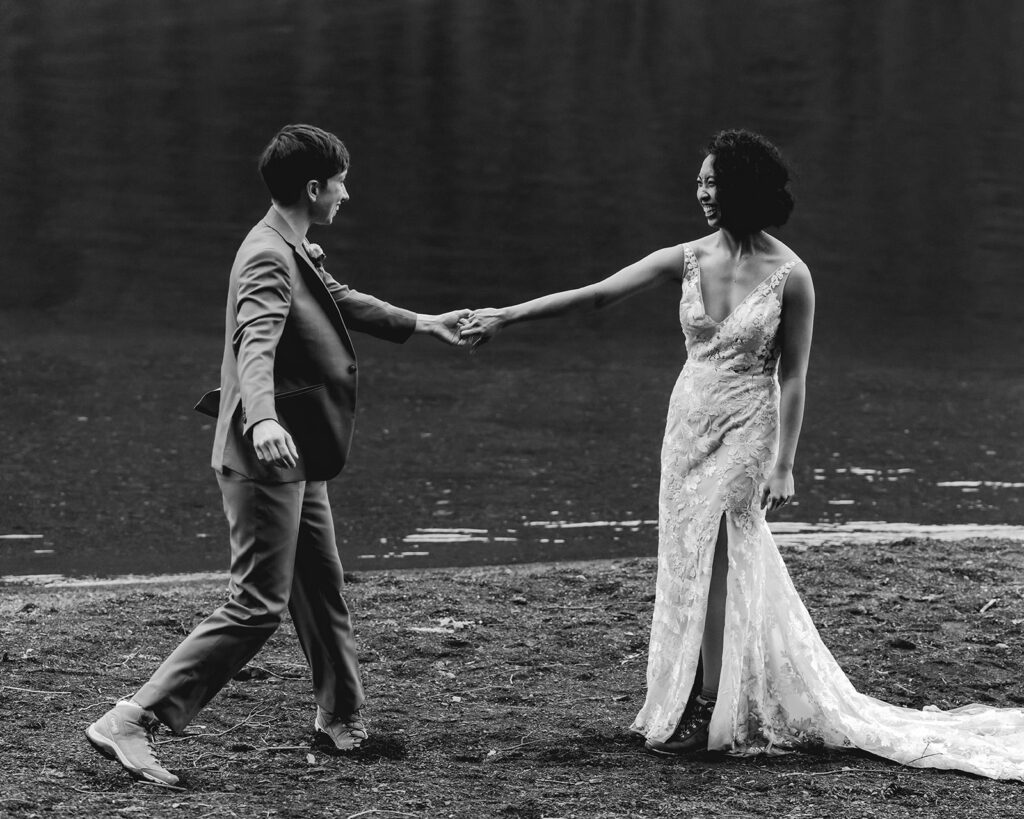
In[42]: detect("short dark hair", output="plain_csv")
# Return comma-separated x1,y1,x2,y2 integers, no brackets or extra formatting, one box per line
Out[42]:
258,124,350,205
704,129,794,233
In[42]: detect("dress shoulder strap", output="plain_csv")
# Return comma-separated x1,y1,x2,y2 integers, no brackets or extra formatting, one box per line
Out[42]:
768,259,799,291
682,245,700,283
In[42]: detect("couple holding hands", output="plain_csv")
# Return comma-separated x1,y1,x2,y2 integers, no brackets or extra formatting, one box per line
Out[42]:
87,124,1024,787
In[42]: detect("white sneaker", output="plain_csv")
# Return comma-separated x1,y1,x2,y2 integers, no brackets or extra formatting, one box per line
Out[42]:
86,701,179,786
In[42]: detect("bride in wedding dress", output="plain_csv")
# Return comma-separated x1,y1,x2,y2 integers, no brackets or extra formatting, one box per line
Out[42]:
460,129,1024,780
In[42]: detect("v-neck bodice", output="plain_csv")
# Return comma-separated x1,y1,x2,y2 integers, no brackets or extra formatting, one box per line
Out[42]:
679,245,796,377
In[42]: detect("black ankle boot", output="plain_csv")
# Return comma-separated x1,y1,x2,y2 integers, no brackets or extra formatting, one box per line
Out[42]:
644,695,716,756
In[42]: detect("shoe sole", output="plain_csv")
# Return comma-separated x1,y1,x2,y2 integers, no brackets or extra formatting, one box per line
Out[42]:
85,724,179,786
644,740,708,756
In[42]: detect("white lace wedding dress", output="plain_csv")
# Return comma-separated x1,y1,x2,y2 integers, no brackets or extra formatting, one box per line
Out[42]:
629,245,1024,779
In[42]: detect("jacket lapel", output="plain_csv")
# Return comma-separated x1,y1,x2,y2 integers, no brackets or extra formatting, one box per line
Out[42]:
261,208,356,355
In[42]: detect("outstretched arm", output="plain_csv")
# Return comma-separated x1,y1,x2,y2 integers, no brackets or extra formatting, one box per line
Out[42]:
460,245,685,345
761,263,815,512
309,250,471,346
320,270,471,347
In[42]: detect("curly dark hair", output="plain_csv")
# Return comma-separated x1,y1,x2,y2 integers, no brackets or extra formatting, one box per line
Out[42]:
704,130,794,233
258,124,350,205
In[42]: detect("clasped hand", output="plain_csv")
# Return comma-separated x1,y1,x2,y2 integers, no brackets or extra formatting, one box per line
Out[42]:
414,308,502,347
456,308,504,348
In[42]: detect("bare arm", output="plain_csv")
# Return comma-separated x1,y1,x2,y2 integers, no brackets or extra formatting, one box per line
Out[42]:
460,245,685,344
761,263,815,511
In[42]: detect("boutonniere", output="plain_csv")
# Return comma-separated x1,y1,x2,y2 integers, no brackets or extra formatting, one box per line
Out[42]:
307,243,327,271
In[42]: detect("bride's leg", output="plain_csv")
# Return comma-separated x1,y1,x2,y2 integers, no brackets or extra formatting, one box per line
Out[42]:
645,516,726,755
700,515,729,698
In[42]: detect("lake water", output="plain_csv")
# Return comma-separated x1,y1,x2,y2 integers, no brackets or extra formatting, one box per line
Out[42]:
1,1,1022,578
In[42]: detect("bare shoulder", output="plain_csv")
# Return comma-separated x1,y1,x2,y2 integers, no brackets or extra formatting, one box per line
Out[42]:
686,233,720,259
781,259,814,314
786,261,811,288
638,243,689,282
656,242,688,259
657,242,689,265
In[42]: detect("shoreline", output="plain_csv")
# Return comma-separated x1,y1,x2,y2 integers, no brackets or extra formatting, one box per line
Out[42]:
4,522,1023,588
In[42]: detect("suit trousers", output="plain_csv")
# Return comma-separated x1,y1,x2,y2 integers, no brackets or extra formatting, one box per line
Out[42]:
134,469,365,733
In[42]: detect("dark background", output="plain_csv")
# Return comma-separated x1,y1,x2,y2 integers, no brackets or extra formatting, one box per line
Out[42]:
2,0,1022,577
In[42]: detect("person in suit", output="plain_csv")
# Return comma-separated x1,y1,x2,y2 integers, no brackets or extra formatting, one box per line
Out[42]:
86,124,471,786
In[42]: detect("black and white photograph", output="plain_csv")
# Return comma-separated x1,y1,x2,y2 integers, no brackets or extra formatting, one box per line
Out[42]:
1,1,1022,816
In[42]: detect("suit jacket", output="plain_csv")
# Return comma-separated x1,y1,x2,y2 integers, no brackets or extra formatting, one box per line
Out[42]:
210,206,417,483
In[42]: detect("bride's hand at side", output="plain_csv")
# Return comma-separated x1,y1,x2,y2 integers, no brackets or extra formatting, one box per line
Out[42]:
760,466,794,513
458,307,506,348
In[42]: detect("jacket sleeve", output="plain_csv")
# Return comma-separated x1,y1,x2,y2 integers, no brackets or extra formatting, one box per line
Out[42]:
232,248,293,435
319,270,417,343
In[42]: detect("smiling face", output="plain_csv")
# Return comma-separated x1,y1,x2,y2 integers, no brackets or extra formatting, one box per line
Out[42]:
696,154,721,228
309,170,349,225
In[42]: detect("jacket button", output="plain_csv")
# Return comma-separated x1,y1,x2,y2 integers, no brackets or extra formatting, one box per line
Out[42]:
347,364,358,373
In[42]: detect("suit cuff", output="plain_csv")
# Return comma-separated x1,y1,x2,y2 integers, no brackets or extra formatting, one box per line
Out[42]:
394,308,418,342
241,402,277,437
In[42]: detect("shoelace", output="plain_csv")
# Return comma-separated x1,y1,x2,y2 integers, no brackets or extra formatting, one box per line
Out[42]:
673,698,716,738
141,719,168,763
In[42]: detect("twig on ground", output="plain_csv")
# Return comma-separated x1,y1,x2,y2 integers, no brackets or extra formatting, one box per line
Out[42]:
136,779,188,793
245,664,303,679
256,745,309,752
191,751,238,766
490,730,544,754
906,750,943,765
457,684,502,694
979,598,998,614
158,706,270,743
775,767,902,778
60,784,125,796
77,699,117,713
492,739,547,753
345,811,419,819
200,808,239,819
24,665,96,676
0,685,72,695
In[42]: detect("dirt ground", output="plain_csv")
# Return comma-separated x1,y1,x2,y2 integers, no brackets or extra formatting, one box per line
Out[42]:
1,537,1022,818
